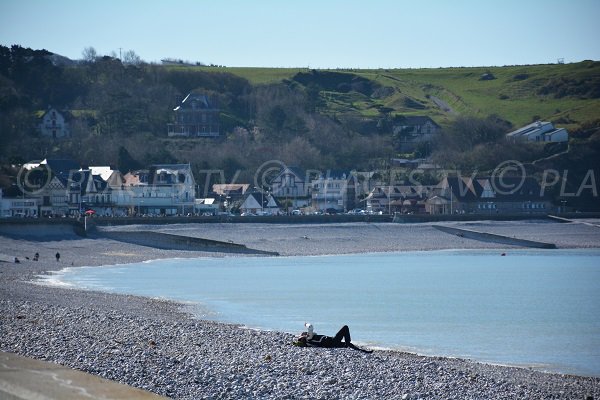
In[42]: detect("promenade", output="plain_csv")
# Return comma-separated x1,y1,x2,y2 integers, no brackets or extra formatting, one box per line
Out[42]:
0,352,167,400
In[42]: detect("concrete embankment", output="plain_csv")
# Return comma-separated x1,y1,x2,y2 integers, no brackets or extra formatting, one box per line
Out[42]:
0,219,277,255
433,225,557,249
93,214,393,225
0,219,85,239
96,230,279,255
0,351,167,400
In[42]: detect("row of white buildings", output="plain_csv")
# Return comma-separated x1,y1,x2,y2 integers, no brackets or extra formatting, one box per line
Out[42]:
1,159,196,218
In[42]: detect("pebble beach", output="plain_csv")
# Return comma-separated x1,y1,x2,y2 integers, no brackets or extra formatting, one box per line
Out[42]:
1,220,600,399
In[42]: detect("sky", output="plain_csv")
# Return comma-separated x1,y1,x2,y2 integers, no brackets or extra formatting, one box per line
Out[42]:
1,0,599,69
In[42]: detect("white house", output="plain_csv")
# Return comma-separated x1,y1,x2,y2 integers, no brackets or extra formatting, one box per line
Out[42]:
506,121,568,143
37,175,71,217
0,188,39,218
39,107,70,139
18,158,80,217
311,171,358,212
117,164,196,216
270,166,308,197
240,191,281,215
270,166,311,210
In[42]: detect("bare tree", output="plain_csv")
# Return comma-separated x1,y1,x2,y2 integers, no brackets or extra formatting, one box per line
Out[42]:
122,49,142,65
81,46,98,63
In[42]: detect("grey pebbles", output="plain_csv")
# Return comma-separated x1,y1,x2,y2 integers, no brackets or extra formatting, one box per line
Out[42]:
1,299,598,399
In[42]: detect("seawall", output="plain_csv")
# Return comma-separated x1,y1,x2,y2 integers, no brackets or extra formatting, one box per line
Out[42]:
432,225,557,249
97,230,279,255
0,219,85,239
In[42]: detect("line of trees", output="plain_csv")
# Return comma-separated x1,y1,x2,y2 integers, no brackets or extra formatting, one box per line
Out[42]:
0,45,394,174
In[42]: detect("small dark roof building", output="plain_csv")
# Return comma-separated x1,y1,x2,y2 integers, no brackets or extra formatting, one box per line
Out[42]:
392,116,441,153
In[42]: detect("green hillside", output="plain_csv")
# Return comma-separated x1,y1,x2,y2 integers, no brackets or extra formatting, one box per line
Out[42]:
192,61,600,130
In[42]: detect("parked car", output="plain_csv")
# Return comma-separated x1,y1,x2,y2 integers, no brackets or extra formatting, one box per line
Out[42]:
291,209,302,215
348,209,366,215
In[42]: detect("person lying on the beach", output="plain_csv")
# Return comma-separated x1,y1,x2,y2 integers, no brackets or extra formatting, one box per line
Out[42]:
293,323,373,353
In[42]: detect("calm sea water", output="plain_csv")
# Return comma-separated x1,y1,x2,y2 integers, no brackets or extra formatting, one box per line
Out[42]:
46,249,600,376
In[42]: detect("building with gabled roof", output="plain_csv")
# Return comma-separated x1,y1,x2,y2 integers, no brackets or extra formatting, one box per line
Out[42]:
506,121,568,143
364,185,433,214
239,190,281,215
115,164,196,216
425,176,553,214
271,166,308,197
167,93,220,137
212,184,250,198
39,107,70,139
392,115,441,152
310,170,359,212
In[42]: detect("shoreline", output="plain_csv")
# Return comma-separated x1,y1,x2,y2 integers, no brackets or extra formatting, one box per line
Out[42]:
1,221,600,399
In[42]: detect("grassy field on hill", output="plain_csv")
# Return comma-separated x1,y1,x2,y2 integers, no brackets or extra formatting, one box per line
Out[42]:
190,61,600,130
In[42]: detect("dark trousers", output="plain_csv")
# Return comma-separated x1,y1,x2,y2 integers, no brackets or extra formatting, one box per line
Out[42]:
322,325,372,353
334,325,351,343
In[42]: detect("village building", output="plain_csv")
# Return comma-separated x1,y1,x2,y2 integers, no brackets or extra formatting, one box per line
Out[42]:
17,159,81,217
425,176,553,215
167,93,220,137
506,120,568,143
239,190,281,215
311,171,358,212
392,116,441,152
365,185,433,214
39,107,70,139
120,164,196,216
270,166,311,210
0,188,39,218
76,169,112,215
37,175,70,217
194,198,219,215
212,184,250,203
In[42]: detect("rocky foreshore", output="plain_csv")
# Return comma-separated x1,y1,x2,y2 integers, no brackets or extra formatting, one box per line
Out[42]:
1,221,600,399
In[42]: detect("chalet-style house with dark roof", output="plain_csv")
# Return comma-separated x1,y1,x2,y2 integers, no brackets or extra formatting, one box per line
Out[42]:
425,176,552,214
392,115,441,152
167,93,220,137
39,107,70,139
